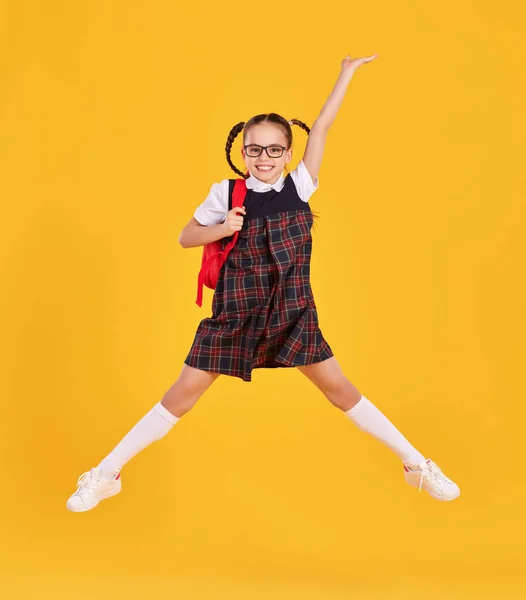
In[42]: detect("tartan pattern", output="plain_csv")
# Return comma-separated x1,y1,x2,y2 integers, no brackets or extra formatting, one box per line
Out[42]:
184,209,334,382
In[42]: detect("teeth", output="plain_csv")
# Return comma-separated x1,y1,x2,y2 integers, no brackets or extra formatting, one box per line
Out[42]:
257,166,273,171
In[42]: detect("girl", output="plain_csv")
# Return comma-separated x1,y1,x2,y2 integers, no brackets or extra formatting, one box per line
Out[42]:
67,54,459,512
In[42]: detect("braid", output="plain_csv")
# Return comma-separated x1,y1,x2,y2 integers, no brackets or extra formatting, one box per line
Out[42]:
289,118,310,135
283,117,310,177
288,118,320,230
225,121,247,178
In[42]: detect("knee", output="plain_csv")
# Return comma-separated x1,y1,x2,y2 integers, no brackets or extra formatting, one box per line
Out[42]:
322,377,361,409
161,380,202,416
320,375,351,397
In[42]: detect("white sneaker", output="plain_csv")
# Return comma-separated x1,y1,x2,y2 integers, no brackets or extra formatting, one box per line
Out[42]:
66,467,121,512
404,459,460,501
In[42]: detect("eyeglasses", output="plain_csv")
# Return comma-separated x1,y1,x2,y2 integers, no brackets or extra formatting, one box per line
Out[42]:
243,144,288,158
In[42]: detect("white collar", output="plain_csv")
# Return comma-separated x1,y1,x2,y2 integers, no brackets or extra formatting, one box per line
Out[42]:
245,169,286,192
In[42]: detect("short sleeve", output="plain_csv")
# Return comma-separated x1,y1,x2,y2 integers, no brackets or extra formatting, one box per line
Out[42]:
289,159,319,202
193,180,230,226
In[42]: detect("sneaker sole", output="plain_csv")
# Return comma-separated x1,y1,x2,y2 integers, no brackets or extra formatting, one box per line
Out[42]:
67,485,121,513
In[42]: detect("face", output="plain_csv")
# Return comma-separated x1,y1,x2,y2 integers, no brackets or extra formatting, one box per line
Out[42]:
241,123,292,184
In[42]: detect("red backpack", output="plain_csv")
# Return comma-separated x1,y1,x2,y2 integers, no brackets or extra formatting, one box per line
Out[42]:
195,176,248,307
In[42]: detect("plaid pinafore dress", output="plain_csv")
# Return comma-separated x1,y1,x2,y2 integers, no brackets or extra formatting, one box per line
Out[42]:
184,172,334,382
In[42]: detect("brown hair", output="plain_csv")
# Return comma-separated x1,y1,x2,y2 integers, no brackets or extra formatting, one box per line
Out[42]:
224,112,320,228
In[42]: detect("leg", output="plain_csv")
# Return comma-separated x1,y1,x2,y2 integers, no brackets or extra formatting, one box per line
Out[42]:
97,364,220,478
296,357,460,501
297,357,425,468
66,365,221,512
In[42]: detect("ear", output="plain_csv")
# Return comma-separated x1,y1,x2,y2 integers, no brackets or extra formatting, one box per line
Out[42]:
285,148,293,164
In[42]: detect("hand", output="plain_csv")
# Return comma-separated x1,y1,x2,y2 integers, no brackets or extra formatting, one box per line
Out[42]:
222,206,246,237
340,53,378,76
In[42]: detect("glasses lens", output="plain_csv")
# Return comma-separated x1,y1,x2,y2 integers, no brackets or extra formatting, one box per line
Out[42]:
246,145,262,157
268,146,284,157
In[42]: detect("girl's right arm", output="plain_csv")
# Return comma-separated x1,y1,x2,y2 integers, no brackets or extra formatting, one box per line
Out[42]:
178,206,246,248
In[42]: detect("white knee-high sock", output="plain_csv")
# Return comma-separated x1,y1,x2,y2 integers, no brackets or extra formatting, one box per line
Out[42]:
97,402,179,480
344,395,425,468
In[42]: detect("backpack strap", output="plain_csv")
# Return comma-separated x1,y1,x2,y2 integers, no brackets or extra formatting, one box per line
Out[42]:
228,179,235,212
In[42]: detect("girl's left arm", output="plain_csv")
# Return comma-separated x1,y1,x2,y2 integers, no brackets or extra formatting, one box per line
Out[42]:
302,54,378,184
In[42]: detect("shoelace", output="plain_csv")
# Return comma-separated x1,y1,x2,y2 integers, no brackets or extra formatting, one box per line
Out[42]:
418,461,452,493
73,469,100,496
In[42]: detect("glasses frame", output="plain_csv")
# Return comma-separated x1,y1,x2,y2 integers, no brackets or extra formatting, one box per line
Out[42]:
243,144,288,158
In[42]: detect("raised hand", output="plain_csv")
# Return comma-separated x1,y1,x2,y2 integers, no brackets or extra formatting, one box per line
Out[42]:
340,53,378,76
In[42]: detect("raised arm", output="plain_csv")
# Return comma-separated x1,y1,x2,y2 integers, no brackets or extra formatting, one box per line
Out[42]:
302,53,378,184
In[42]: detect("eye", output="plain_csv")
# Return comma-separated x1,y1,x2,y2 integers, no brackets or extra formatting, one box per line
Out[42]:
268,146,283,156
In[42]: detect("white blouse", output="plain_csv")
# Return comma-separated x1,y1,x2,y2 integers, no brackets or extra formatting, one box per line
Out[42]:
193,159,319,226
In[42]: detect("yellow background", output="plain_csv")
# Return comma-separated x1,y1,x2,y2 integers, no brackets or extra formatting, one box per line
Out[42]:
1,0,525,598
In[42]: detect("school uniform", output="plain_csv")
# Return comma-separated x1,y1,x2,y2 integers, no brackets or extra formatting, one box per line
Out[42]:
185,160,334,382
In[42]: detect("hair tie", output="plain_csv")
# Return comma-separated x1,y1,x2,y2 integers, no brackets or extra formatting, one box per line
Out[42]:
288,120,293,126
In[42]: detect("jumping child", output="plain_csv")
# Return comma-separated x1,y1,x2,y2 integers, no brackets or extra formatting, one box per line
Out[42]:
67,54,459,512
